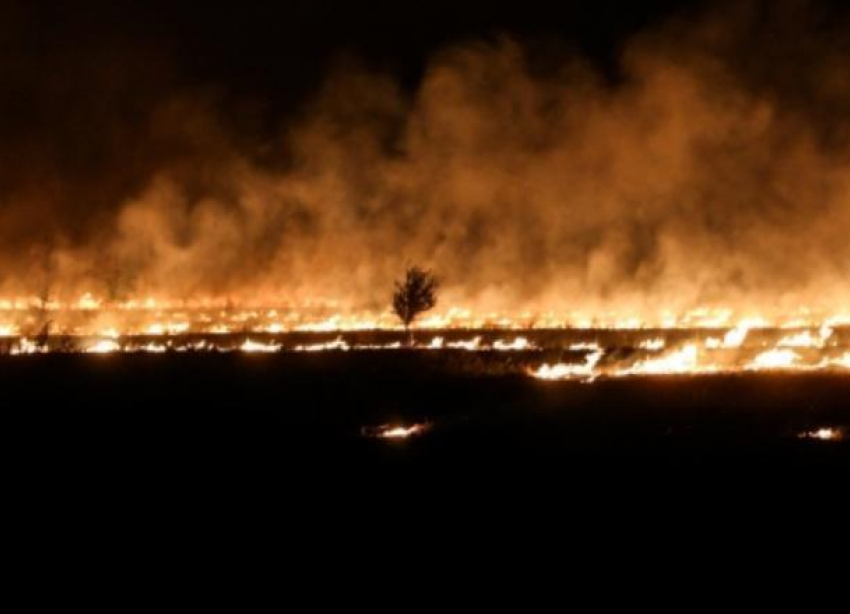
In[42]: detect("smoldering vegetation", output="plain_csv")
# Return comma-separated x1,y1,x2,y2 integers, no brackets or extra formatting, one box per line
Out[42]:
4,1,850,321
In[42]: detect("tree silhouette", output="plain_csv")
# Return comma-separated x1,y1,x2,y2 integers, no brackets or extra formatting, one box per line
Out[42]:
392,266,439,345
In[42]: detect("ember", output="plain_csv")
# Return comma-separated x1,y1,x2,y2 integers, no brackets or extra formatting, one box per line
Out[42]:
798,428,844,442
362,423,432,440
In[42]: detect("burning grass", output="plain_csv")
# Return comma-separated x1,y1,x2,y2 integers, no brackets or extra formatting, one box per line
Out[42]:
4,314,850,383
361,422,433,440
798,427,845,442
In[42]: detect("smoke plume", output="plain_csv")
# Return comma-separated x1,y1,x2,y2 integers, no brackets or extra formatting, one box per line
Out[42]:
4,1,850,322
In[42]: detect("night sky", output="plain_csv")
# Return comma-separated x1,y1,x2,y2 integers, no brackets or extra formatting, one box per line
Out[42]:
3,1,706,117
0,0,716,138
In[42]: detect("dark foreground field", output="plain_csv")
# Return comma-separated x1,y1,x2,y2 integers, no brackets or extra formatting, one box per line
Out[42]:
5,351,850,483
4,346,846,580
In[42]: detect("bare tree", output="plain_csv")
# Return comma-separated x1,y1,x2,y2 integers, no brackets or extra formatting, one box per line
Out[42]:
392,266,439,345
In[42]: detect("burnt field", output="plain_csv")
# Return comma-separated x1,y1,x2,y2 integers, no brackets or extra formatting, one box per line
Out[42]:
5,349,850,488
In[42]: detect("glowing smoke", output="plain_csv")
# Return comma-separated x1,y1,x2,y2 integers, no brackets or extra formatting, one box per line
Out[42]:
3,2,850,323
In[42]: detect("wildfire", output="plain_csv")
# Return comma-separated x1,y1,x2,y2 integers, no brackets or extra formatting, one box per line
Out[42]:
293,338,350,352
428,336,534,351
826,353,850,369
798,427,844,442
137,342,168,353
776,324,834,349
704,322,752,349
86,339,121,354
621,344,704,376
4,293,850,336
0,324,18,337
493,337,531,351
568,342,602,351
747,348,800,370
638,338,666,351
146,322,190,336
10,338,44,355
362,422,432,440
240,339,282,353
3,296,850,383
530,350,603,381
526,324,850,381
446,337,482,351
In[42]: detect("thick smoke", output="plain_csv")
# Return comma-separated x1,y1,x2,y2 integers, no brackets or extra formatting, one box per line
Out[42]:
4,1,850,321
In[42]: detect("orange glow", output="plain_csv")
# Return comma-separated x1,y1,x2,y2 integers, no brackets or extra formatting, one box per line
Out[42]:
747,348,800,370
530,350,603,381
619,344,705,376
10,338,44,355
798,428,844,442
86,339,121,354
0,324,18,337
364,423,432,440
2,299,850,383
293,338,350,352
638,338,665,351
240,339,282,353
3,296,850,336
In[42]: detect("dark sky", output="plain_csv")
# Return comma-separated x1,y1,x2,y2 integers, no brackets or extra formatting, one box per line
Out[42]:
3,0,706,114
